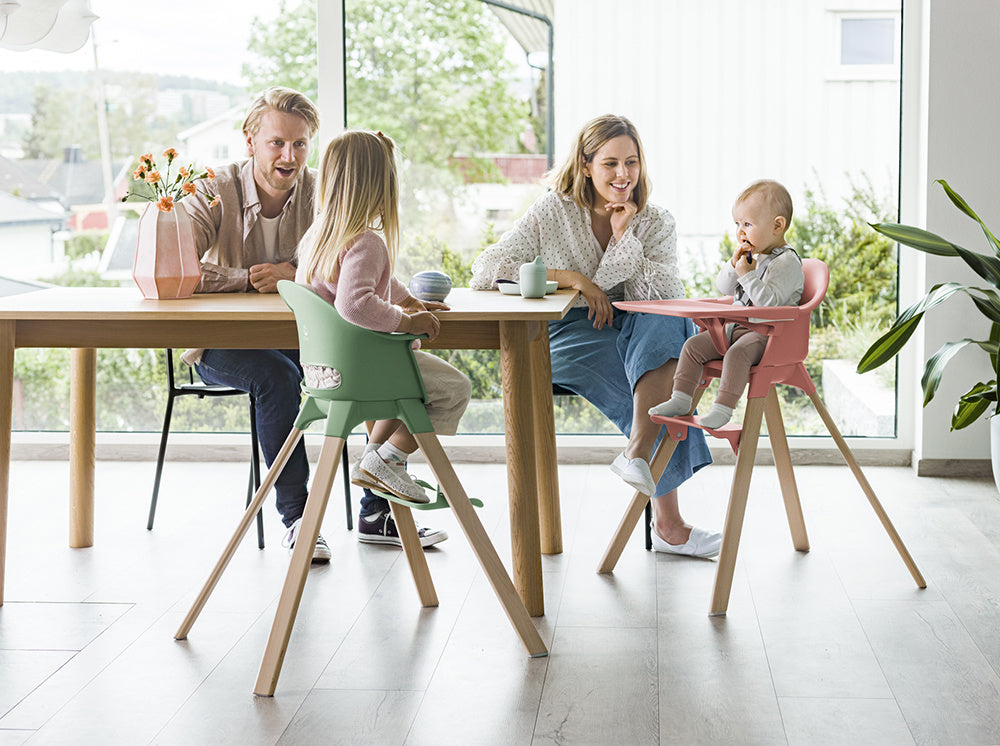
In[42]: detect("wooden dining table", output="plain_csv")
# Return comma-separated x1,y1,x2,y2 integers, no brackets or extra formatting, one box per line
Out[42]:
0,285,580,615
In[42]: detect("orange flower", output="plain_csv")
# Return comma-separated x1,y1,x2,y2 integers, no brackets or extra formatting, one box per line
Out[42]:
178,166,190,178
181,182,197,195
162,148,178,161
209,195,221,207
140,153,153,164
205,166,215,180
145,170,161,184
132,165,146,180
157,195,174,212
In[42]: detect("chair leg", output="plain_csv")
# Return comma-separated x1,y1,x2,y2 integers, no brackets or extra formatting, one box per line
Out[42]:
387,501,438,606
175,427,304,641
809,391,926,588
644,502,652,551
147,392,176,530
710,396,766,616
763,389,809,551
341,443,353,530
248,396,264,550
414,432,547,658
254,435,344,696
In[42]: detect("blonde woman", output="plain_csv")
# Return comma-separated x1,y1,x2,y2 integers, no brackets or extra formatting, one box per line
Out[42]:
471,115,719,558
297,130,470,547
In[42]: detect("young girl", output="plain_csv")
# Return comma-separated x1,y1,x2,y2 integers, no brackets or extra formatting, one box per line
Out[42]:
296,130,471,518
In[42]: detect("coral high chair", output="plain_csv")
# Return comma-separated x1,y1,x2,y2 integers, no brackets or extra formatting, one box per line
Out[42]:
175,281,546,696
599,258,925,615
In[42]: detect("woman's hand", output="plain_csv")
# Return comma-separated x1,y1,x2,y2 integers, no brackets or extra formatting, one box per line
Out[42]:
552,269,613,329
605,200,638,241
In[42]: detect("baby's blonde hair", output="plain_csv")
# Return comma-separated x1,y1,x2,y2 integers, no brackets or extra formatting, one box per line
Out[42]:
735,179,793,225
300,130,399,284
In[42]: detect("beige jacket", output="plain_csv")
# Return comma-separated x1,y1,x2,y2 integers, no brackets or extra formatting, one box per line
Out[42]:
179,158,317,366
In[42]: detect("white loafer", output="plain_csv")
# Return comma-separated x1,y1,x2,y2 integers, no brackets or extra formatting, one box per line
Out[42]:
651,525,722,558
610,452,656,496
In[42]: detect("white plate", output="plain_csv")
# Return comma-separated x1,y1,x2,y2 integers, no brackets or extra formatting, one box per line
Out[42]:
497,280,558,295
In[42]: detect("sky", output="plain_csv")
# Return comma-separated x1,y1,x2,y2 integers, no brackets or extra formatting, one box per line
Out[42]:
1,0,285,86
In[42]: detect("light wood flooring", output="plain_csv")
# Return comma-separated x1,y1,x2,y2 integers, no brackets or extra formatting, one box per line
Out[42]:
1,454,999,745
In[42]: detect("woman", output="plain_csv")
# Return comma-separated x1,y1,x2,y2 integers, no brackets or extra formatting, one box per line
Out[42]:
470,114,719,557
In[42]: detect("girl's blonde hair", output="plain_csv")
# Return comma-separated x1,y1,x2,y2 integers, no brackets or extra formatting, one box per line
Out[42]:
548,114,651,212
300,130,399,284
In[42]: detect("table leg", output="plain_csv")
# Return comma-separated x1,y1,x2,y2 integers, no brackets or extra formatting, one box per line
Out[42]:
499,320,544,616
530,322,562,555
0,321,13,605
69,348,95,548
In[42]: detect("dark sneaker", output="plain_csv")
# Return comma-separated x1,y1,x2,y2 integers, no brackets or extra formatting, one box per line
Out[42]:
281,517,332,564
357,510,448,548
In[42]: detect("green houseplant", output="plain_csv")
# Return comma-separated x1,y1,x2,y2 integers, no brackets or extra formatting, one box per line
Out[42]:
857,179,1000,431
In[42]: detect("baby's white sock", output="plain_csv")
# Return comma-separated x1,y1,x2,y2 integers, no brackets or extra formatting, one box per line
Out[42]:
377,442,409,465
649,391,693,417
699,403,735,430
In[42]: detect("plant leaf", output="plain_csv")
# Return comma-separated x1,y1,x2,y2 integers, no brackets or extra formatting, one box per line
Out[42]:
936,179,1000,257
858,313,923,372
969,292,1000,324
953,245,1000,289
869,222,960,256
952,394,993,430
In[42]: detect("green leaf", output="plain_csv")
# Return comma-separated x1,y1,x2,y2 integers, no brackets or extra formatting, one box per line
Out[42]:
952,395,993,430
869,222,961,256
858,313,924,372
936,179,1000,257
953,245,1000,288
921,339,977,405
969,292,1000,325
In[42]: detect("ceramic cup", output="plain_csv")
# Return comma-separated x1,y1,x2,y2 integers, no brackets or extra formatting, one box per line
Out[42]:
408,270,452,302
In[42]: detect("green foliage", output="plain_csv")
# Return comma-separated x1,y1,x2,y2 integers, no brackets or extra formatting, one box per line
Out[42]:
858,179,1000,430
64,232,109,262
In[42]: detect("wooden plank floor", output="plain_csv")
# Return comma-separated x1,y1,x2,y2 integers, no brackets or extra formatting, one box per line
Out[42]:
1,455,998,745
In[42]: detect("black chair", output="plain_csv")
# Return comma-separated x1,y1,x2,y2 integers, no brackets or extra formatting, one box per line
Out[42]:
551,383,653,551
147,349,354,550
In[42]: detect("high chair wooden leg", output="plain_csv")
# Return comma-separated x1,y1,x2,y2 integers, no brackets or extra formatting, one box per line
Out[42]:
597,435,678,574
388,501,438,607
710,396,766,616
809,392,926,588
763,389,809,551
254,435,344,696
414,432,548,658
175,427,304,641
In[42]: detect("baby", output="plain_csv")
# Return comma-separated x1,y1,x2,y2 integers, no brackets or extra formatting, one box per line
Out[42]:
649,179,804,429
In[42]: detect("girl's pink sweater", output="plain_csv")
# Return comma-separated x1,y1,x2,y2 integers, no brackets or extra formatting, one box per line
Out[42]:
306,230,411,332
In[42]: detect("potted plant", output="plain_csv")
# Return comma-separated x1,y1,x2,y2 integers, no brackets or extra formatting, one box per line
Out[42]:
857,179,1000,486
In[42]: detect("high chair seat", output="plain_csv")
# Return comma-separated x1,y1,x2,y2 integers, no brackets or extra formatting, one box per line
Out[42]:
597,258,925,615
174,280,546,696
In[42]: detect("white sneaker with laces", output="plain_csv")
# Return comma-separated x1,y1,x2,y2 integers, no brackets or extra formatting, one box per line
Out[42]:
281,517,332,564
359,450,431,504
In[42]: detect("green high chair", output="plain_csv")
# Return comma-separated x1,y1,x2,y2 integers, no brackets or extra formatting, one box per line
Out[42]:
175,280,547,696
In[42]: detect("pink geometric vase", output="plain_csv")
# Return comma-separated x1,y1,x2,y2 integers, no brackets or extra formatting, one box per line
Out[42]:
132,202,202,299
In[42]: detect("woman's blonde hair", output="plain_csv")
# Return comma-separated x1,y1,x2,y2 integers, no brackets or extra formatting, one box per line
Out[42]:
300,130,399,284
548,114,650,212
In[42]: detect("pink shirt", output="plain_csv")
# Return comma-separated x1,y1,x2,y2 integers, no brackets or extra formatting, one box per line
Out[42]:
298,230,411,333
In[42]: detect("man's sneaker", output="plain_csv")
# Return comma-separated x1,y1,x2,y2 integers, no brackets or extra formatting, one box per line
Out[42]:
281,517,332,564
357,510,448,548
359,450,431,504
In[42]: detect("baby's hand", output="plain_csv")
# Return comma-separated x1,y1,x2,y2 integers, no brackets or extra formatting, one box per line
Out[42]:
733,243,755,275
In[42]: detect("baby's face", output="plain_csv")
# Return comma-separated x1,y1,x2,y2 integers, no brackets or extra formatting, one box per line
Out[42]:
732,194,785,254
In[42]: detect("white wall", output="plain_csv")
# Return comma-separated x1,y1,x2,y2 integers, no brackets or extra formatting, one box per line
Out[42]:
900,0,999,466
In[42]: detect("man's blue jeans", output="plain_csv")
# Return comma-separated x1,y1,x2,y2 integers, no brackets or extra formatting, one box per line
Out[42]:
195,348,310,527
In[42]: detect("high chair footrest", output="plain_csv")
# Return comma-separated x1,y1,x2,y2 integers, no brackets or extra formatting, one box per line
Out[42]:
650,414,742,454
373,483,484,511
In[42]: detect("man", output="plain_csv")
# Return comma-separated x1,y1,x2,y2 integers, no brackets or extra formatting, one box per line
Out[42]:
183,87,446,560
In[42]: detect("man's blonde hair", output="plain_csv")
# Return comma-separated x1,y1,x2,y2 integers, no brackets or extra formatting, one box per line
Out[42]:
549,114,651,212
242,86,320,139
736,179,793,225
299,130,399,284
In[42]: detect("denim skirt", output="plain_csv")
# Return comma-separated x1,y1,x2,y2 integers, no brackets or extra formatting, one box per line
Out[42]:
548,307,712,496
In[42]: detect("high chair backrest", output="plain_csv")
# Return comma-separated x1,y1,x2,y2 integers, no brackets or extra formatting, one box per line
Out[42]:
277,281,431,438
756,257,829,369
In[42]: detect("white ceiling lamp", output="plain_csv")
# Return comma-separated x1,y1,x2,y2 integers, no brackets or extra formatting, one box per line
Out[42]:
0,0,97,53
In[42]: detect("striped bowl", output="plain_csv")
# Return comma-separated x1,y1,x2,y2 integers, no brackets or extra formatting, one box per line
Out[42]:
408,270,452,302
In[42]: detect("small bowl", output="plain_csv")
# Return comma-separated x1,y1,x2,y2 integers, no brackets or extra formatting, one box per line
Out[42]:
409,270,452,302
545,280,558,293
497,279,558,295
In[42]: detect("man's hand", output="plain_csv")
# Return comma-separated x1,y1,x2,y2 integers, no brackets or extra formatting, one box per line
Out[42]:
248,261,296,293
